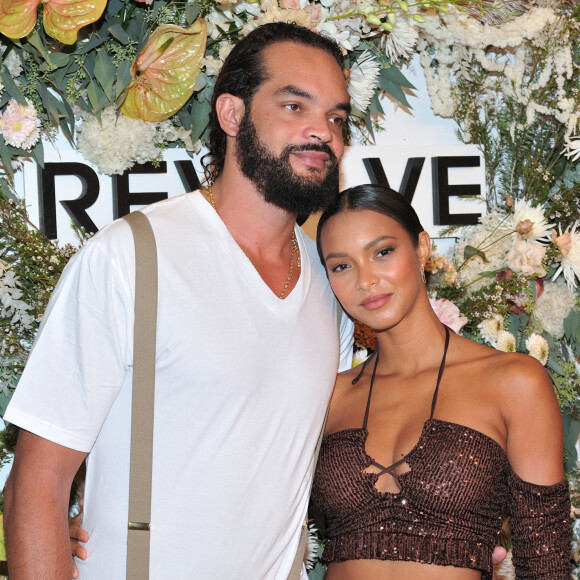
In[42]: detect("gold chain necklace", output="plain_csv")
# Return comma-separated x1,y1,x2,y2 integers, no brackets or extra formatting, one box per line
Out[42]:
205,185,300,298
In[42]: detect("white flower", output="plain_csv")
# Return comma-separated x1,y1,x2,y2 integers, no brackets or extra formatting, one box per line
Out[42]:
532,279,576,338
506,239,546,276
563,134,580,162
525,333,549,366
478,314,504,345
511,200,554,243
551,221,580,291
382,14,419,62
77,107,171,175
429,298,468,334
348,51,379,113
449,211,513,292
0,99,40,150
304,522,320,570
1,46,23,77
352,348,369,367
496,330,516,353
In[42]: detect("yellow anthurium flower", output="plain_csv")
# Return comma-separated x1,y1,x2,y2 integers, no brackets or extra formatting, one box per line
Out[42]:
0,0,107,45
121,19,207,123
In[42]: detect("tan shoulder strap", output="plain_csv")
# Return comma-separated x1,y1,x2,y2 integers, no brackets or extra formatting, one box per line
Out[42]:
123,211,158,580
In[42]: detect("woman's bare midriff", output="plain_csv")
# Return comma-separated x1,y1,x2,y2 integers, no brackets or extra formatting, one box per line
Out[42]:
325,559,482,580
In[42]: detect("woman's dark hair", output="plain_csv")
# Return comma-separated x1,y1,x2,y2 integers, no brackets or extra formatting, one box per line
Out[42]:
316,184,425,266
202,22,344,183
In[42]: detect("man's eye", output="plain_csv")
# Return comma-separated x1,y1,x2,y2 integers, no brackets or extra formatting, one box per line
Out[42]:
285,103,300,112
330,263,348,273
330,115,345,126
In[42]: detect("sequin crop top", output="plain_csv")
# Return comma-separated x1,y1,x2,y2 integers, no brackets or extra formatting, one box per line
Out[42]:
311,327,571,578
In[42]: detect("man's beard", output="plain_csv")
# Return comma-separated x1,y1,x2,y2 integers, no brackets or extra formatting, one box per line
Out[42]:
236,112,340,215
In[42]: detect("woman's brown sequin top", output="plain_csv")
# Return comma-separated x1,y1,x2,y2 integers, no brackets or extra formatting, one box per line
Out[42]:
311,329,571,578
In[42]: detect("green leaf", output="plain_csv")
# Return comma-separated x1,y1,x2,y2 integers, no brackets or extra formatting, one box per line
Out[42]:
108,22,131,45
48,52,70,69
25,31,52,65
185,2,200,24
463,245,489,262
87,79,109,112
380,79,411,108
115,59,133,101
0,136,15,179
0,70,28,106
29,140,44,168
190,98,211,143
94,51,115,101
380,65,416,90
77,35,108,55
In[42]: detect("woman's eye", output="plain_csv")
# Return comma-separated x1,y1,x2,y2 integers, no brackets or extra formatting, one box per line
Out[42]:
377,247,394,258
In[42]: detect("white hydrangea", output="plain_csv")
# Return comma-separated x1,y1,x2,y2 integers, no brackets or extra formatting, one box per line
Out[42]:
77,107,186,175
532,279,577,339
448,211,514,291
1,45,23,78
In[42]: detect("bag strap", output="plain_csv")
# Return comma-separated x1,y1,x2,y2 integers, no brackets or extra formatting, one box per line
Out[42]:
123,211,158,580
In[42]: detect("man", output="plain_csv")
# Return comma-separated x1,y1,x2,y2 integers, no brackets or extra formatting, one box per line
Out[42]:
4,23,354,579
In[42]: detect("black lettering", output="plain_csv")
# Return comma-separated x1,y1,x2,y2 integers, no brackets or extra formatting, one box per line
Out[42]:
174,160,202,192
432,156,481,226
362,157,425,203
112,162,168,219
37,162,100,239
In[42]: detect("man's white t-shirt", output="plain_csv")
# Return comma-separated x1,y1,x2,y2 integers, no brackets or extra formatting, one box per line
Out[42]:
5,191,353,579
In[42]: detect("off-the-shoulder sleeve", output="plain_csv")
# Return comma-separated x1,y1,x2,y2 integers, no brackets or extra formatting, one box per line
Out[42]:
508,470,571,578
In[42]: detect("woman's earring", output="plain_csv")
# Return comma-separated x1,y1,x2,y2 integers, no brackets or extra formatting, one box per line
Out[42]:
420,265,426,284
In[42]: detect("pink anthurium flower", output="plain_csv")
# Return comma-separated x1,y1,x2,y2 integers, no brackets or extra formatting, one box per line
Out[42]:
121,19,207,122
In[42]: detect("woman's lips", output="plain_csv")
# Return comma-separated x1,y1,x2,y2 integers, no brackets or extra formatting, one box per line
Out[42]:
360,293,391,310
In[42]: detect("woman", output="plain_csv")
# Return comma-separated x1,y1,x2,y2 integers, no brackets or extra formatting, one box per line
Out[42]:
311,184,571,579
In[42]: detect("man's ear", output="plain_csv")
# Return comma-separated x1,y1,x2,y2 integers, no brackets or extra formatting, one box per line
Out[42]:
215,93,245,137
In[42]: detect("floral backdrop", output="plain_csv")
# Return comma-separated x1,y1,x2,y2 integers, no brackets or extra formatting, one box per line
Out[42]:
0,0,579,576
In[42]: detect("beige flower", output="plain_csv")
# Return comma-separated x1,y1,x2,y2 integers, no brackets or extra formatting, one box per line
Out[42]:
525,333,549,366
552,222,580,291
511,200,554,243
496,331,516,353
506,239,546,277
478,314,504,345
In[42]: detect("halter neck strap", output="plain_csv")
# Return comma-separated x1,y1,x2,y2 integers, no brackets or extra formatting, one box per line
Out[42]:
430,325,450,419
360,325,451,429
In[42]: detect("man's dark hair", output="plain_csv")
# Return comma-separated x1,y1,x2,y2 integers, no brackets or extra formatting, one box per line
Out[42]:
202,22,344,182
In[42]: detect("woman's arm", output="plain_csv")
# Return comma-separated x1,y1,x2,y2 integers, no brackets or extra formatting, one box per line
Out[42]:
502,354,571,578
